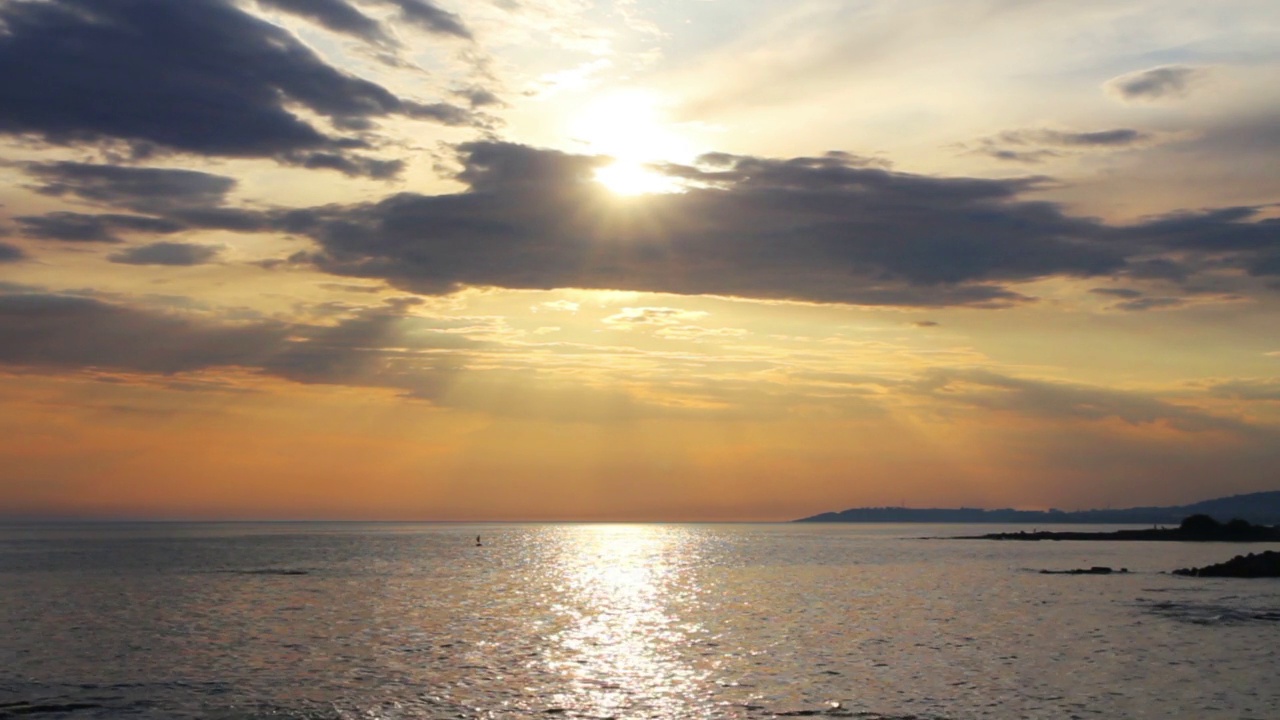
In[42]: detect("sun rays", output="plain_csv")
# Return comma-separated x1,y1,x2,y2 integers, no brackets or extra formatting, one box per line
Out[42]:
570,88,694,196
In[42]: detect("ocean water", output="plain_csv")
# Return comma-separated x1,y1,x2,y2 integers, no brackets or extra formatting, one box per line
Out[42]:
1,522,1278,720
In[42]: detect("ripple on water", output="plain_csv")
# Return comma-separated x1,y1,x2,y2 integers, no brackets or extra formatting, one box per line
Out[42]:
1135,599,1280,625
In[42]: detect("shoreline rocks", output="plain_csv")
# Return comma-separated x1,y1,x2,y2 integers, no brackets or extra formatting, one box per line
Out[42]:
1173,551,1280,578
958,514,1280,542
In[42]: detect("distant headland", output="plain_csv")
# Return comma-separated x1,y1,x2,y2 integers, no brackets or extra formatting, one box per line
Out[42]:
794,490,1280,525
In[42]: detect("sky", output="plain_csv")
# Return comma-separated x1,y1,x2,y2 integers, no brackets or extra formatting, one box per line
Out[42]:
1,0,1278,521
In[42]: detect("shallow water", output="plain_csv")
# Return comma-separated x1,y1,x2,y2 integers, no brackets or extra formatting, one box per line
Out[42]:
1,522,1277,719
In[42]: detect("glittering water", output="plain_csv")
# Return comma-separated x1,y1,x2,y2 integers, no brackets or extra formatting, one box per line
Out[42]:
2,522,1278,720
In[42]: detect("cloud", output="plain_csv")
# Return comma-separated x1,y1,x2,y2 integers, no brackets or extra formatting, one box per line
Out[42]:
1051,129,1151,147
0,0,474,176
1106,65,1204,102
913,368,1253,435
378,0,472,39
1089,287,1181,311
108,242,222,266
255,0,391,45
0,292,470,399
0,293,288,374
24,162,236,213
1109,297,1185,312
536,300,579,313
1120,206,1280,278
1090,288,1143,300
291,141,1130,307
0,243,28,263
1124,258,1190,282
913,320,939,328
21,145,1278,310
17,162,290,237
1011,128,1152,148
296,153,406,179
1248,252,1280,277
452,85,504,108
982,149,1060,164
973,127,1154,163
653,325,748,342
16,212,184,243
1208,379,1280,402
603,307,709,328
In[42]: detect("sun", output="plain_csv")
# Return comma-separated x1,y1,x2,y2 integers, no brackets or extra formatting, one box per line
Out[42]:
570,88,693,196
593,161,682,196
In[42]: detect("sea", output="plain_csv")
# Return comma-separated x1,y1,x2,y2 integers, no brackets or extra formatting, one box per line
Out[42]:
1,522,1277,720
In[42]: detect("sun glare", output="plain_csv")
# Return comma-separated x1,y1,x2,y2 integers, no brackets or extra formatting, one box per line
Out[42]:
594,161,682,196
571,88,693,196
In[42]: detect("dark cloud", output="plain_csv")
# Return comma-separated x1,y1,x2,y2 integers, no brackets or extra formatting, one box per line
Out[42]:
975,128,1152,163
1118,207,1280,279
25,162,236,213
166,208,278,234
1249,252,1280,277
0,292,467,399
0,243,28,263
1089,287,1187,311
18,162,282,236
0,0,473,176
289,142,1128,307
256,0,390,44
1110,296,1185,312
18,206,276,241
983,149,1060,164
1040,129,1150,147
295,153,405,179
0,293,287,373
1124,258,1191,282
452,85,504,108
108,242,222,266
17,212,185,243
1004,128,1151,148
1106,65,1203,102
1126,206,1275,251
22,147,1277,310
1090,287,1143,299
912,320,939,327
378,0,472,39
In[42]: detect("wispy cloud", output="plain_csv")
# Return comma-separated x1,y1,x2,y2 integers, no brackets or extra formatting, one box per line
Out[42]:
1105,65,1207,102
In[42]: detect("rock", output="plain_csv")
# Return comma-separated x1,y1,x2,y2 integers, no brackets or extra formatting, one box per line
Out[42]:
1039,566,1129,575
960,516,1280,542
1173,550,1280,578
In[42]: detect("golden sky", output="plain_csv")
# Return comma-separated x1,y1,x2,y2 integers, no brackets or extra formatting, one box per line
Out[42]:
1,0,1278,519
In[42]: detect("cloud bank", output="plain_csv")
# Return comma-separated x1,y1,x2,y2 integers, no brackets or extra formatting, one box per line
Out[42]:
0,0,475,176
12,142,1280,307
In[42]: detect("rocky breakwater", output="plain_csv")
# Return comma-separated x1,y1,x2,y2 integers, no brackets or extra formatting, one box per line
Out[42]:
1173,550,1280,578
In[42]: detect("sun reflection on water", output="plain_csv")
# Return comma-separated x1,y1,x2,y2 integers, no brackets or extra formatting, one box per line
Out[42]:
538,524,711,718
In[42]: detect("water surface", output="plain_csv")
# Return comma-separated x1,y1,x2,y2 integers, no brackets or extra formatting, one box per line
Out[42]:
2,522,1277,719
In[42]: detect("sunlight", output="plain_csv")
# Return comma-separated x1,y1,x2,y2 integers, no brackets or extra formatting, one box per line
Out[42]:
594,160,683,196
540,525,712,717
571,88,693,196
